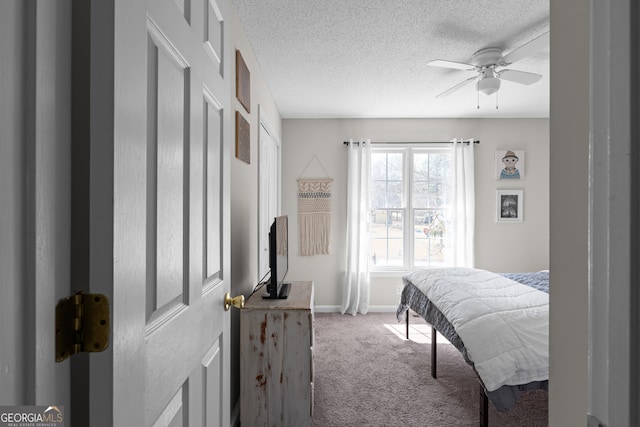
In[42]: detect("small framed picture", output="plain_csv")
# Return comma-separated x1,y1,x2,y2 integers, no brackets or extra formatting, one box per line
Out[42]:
236,50,251,113
495,150,525,179
496,189,523,223
235,111,250,164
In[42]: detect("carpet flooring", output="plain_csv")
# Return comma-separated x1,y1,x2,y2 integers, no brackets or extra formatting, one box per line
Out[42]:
310,312,548,427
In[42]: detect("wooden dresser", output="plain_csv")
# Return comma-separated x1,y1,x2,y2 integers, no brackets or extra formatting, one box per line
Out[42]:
240,281,314,426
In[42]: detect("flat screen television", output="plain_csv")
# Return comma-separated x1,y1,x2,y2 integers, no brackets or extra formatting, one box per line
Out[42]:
263,215,290,299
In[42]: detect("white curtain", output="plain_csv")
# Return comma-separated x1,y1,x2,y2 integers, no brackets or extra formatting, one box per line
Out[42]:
450,138,475,267
341,139,371,315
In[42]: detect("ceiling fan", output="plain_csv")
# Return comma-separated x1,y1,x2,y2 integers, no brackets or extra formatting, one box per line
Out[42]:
428,32,550,99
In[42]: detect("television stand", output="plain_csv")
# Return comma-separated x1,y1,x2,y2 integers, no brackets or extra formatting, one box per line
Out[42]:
241,281,314,425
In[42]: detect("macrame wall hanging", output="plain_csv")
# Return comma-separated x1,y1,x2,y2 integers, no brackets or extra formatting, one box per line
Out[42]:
297,155,333,256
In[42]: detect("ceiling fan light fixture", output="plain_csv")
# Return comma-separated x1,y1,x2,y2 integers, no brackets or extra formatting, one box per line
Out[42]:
477,76,501,96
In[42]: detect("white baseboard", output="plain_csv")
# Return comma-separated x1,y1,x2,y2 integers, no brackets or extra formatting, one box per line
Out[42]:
314,305,398,313
367,305,399,313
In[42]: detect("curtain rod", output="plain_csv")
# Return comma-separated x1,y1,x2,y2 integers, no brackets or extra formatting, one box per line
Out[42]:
343,140,480,145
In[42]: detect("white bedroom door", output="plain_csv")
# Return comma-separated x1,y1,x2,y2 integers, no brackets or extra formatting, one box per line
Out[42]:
81,0,232,425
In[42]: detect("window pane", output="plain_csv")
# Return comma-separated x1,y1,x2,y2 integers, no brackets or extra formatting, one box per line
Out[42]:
370,180,387,209
413,153,429,180
386,239,403,266
429,153,449,179
371,153,387,180
386,181,402,207
414,209,448,266
370,151,404,209
413,181,429,208
428,182,445,208
413,151,451,209
387,153,403,180
370,209,403,267
371,238,404,267
370,180,403,208
414,180,443,208
371,152,404,181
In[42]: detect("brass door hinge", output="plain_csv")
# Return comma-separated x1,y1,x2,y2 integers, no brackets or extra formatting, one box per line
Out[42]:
55,292,110,362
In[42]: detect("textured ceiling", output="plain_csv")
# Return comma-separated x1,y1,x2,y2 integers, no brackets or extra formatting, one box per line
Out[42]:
230,0,550,118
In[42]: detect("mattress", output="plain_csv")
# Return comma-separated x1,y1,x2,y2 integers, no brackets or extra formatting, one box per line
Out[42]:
396,267,549,411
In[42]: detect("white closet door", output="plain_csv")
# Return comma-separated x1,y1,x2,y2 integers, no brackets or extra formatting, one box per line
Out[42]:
258,115,281,279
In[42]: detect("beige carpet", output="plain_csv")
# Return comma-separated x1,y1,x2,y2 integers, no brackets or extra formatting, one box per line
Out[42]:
310,312,548,427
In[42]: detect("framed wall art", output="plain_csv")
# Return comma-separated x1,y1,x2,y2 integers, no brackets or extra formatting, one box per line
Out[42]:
496,189,523,223
235,111,250,164
236,49,251,113
495,150,525,179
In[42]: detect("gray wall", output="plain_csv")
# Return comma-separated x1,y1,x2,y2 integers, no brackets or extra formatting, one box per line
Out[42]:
281,118,550,309
228,5,282,418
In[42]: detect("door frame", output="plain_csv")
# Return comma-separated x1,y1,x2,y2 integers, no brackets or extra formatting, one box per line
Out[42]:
257,105,282,281
0,0,72,411
589,0,640,425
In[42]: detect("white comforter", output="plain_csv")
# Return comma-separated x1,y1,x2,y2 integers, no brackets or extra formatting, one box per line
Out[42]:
404,267,549,392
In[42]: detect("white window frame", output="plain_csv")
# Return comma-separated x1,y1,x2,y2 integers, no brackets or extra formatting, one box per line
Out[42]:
370,143,451,274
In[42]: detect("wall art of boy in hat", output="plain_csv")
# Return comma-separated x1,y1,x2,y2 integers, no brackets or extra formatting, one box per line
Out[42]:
499,150,521,179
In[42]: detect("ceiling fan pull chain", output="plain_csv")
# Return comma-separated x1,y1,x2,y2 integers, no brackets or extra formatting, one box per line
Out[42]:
477,88,480,109
496,92,499,109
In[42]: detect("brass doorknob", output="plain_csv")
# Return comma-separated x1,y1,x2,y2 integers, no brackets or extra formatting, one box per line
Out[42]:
224,293,245,311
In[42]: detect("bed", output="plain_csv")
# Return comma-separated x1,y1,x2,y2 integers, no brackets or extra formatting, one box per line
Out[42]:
396,267,549,426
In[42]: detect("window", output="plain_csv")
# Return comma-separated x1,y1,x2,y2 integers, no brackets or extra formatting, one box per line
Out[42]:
370,145,453,271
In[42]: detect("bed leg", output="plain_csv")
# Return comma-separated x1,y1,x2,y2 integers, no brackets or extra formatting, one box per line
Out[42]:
479,387,488,427
406,310,409,339
431,326,437,378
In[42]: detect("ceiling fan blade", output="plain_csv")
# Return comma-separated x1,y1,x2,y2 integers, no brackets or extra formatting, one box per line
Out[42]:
498,69,543,85
435,76,477,98
501,31,550,65
428,59,476,71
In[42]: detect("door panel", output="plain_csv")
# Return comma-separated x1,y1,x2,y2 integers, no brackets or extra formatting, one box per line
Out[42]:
204,0,224,72
202,339,222,426
204,93,223,280
147,21,189,315
152,387,185,427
